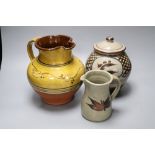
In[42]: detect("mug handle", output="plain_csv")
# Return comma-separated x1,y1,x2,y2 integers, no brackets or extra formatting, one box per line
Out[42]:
27,37,39,61
110,75,121,100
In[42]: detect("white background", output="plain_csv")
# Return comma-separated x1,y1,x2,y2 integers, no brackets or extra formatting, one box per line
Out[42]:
0,0,155,155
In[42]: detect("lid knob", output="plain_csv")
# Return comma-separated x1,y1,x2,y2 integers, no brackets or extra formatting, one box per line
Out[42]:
106,36,114,42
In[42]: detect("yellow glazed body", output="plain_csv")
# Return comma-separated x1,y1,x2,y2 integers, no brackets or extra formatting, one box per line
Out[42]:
27,35,85,105
27,56,84,93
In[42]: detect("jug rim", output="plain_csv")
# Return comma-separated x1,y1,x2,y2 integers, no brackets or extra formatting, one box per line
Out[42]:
81,70,113,86
35,35,75,51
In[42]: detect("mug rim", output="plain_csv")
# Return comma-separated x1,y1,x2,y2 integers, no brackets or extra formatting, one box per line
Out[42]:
82,70,113,86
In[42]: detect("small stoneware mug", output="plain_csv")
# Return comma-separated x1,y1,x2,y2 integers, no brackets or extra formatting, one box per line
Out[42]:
80,70,121,122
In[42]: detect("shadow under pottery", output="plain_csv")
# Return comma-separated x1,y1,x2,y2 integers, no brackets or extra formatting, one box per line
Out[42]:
111,108,121,117
117,82,133,98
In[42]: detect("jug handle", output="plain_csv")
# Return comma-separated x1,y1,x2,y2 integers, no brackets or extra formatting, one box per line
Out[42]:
110,75,121,100
27,37,39,61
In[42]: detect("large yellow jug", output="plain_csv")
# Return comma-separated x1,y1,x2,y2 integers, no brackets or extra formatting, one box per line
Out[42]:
27,35,85,105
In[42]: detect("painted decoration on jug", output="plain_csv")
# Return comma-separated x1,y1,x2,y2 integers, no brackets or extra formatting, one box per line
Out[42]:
87,97,111,111
31,62,83,84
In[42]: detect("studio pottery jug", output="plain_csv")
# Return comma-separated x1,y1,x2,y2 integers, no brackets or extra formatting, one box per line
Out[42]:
27,35,85,105
86,36,132,88
80,70,121,122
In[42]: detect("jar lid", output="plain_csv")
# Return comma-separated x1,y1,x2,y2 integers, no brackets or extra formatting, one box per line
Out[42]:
94,36,126,54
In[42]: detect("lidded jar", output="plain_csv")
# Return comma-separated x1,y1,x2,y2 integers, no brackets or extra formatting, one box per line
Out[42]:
27,35,85,105
86,36,132,88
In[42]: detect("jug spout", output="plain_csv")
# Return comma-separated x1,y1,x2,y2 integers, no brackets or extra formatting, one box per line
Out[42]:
35,35,75,66
81,74,99,92
80,70,113,93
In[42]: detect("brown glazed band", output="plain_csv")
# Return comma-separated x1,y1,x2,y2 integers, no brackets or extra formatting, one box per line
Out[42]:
94,48,126,56
29,81,82,94
37,57,73,67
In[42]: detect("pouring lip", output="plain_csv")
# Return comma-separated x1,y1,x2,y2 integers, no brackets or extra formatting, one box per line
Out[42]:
82,70,113,86
35,35,76,51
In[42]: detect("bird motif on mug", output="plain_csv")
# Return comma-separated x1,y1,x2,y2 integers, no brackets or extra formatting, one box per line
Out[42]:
87,97,111,111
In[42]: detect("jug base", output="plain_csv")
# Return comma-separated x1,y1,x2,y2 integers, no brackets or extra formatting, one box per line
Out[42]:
81,110,112,122
36,90,76,105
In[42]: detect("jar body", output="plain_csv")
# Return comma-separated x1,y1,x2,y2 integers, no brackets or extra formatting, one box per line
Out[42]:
86,50,132,87
27,56,85,105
